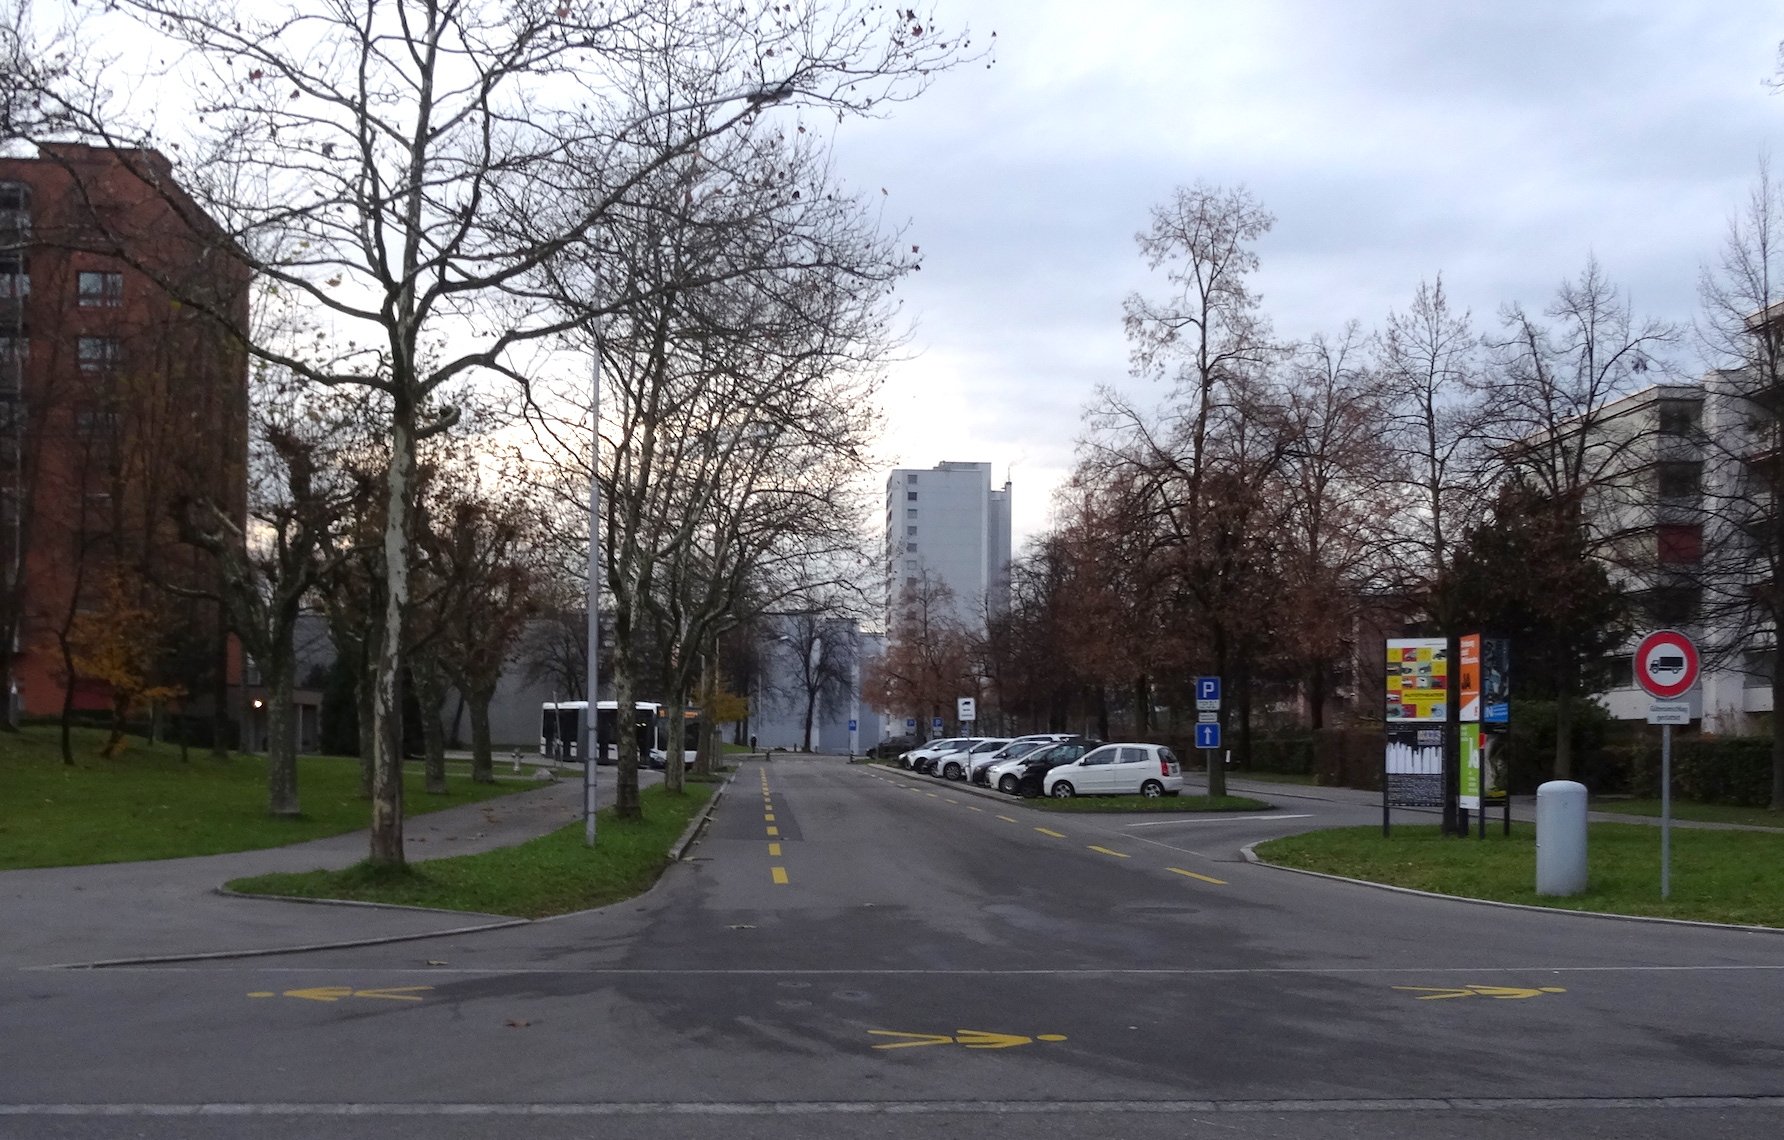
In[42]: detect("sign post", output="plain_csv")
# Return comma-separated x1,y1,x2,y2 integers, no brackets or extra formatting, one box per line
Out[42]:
1195,677,1221,790
1634,629,1700,900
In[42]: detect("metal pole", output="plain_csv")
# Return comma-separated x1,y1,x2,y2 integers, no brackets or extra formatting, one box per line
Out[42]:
585,339,602,847
1660,722,1672,899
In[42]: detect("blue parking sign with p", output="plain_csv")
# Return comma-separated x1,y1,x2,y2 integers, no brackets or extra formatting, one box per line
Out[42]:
1196,676,1221,702
1195,722,1222,749
905,718,916,731
931,717,944,732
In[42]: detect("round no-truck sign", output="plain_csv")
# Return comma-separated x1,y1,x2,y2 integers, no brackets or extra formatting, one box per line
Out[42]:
1635,629,1700,700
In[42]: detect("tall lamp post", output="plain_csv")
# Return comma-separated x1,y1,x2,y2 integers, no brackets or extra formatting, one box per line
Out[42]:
585,338,601,846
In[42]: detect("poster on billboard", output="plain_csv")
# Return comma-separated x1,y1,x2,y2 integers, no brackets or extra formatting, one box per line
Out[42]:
1483,638,1510,724
1386,638,1449,722
1459,724,1481,810
1385,724,1445,808
1459,634,1481,722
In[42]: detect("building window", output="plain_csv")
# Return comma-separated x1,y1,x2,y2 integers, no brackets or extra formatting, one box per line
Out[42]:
1643,585,1700,627
1657,399,1700,436
906,508,917,520
1607,656,1634,689
1657,524,1703,565
907,491,917,501
904,559,916,572
1656,461,1701,499
1743,649,1776,690
906,473,918,484
906,525,917,536
77,336,121,372
76,271,123,308
0,255,24,298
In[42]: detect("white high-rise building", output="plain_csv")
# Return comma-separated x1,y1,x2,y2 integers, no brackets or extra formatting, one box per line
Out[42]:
885,461,1012,628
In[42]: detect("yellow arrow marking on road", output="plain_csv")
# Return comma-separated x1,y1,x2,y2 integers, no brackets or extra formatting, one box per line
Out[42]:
870,1029,1068,1051
1393,985,1567,1000
1168,867,1227,885
249,986,432,1003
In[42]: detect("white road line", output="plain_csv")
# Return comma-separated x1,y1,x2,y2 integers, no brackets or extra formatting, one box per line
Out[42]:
1124,814,1313,828
102,964,1784,976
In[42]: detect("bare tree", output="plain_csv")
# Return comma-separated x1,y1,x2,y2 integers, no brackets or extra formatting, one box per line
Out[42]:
26,0,975,863
1698,161,1784,810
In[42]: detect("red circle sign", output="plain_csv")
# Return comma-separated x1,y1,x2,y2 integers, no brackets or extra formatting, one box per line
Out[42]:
1635,629,1700,700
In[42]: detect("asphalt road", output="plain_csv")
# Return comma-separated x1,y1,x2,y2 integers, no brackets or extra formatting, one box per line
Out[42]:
5,756,1783,1139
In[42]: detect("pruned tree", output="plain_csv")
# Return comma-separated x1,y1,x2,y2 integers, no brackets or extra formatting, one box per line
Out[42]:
777,609,859,752
863,569,973,737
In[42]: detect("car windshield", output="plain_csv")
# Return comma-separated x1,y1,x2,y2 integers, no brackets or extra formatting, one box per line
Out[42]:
996,740,1044,760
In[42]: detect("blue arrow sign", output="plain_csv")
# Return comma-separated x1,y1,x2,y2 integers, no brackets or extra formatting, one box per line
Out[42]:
1195,676,1221,702
1195,722,1222,749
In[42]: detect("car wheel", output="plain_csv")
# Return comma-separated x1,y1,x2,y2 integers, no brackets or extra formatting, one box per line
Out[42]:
1051,781,1075,798
998,775,1018,795
944,761,963,780
1140,780,1164,798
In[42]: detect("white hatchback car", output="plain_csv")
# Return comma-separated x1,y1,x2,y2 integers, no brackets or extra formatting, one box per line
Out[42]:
1041,743,1183,799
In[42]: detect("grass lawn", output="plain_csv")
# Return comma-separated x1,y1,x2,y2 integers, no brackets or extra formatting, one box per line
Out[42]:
1034,794,1272,813
0,727,534,870
1593,799,1784,830
228,783,713,918
1256,822,1784,928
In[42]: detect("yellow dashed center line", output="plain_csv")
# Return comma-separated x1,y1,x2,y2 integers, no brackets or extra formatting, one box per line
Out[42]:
967,806,984,812
768,842,781,856
771,867,789,885
997,815,1017,823
1088,845,1130,859
943,798,959,804
1169,867,1227,885
1035,828,1066,838
764,813,776,822
766,826,780,837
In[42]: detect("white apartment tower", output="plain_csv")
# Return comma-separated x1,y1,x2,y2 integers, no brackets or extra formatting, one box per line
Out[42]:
886,461,1012,629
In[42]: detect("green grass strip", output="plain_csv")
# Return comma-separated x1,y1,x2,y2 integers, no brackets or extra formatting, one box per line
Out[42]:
1257,822,1784,928
1591,799,1784,830
1034,794,1271,813
228,783,714,918
0,727,534,869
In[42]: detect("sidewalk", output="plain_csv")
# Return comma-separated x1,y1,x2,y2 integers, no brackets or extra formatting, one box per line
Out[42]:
0,766,639,970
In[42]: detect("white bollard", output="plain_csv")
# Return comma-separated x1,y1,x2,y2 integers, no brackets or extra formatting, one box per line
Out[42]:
1535,780,1589,897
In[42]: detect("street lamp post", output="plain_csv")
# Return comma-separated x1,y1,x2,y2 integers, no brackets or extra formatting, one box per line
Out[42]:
585,338,601,846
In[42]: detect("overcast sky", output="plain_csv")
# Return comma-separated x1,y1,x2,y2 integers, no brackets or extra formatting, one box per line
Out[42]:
824,1,1784,548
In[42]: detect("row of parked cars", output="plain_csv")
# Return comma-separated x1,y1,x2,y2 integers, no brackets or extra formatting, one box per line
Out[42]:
896,734,1185,799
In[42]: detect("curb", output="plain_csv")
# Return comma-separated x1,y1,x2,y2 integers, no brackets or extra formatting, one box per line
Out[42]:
1239,843,1784,936
668,772,731,861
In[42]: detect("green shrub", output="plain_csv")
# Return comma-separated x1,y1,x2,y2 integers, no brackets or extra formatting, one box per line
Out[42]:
1628,736,1775,807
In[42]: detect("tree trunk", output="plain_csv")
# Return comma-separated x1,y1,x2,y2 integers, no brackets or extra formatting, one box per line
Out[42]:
368,414,414,866
416,660,448,796
356,640,377,797
1308,661,1328,731
1208,642,1229,799
663,692,687,794
264,653,300,819
1553,667,1575,782
696,650,718,776
801,687,816,752
1135,673,1150,734
1772,663,1784,812
468,685,496,784
612,636,643,820
1095,685,1110,742
58,633,76,765
210,603,230,758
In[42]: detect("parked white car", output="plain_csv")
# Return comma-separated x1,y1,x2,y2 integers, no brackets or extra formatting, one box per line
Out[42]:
1041,743,1183,798
933,738,1010,781
901,738,972,771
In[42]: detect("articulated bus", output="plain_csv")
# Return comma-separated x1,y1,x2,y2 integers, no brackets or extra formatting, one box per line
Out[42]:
539,701,702,766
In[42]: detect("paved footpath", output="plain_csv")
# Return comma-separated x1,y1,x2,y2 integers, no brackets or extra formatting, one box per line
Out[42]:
0,766,646,970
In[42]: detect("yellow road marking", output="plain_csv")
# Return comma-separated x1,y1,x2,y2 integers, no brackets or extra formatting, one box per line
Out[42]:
768,842,781,856
771,866,789,885
997,815,1017,822
927,793,939,798
1088,845,1129,858
766,826,780,836
943,798,959,804
248,986,432,1003
764,813,776,822
1168,867,1227,885
1035,828,1066,838
967,806,984,812
1394,985,1566,1000
870,1028,1067,1051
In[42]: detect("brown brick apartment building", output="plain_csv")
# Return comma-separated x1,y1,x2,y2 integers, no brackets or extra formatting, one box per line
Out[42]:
0,143,248,726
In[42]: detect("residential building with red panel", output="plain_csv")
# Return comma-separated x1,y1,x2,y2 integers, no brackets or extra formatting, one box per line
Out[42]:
0,143,248,729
